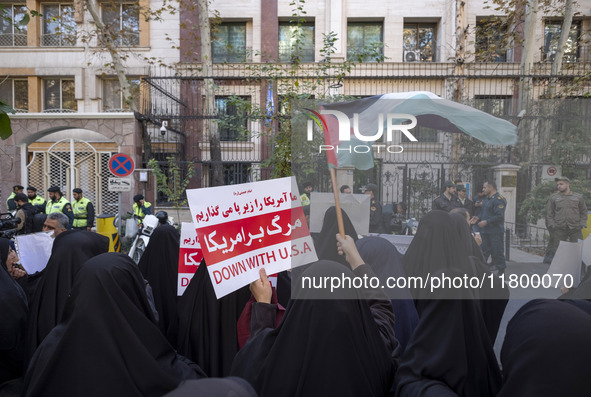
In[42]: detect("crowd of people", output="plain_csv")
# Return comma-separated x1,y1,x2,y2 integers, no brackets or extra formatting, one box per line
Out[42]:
1,178,590,397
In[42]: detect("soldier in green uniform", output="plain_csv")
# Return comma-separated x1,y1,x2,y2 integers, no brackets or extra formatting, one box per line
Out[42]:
544,177,588,263
46,186,74,229
27,186,46,213
475,180,507,274
72,188,95,231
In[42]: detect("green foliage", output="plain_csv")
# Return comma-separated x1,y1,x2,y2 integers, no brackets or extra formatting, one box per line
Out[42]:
147,157,196,209
519,179,591,224
0,99,16,140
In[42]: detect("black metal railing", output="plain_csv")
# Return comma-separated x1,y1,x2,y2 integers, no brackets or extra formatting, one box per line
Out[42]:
505,221,549,255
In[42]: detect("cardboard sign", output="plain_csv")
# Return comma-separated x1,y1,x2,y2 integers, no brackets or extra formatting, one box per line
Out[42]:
187,177,317,298
177,222,204,296
547,240,583,288
15,232,54,274
309,192,371,235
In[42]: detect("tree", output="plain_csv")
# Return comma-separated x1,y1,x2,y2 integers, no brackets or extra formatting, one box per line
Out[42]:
147,157,196,222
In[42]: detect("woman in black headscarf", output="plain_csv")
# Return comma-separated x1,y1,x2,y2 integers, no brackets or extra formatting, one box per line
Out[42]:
138,224,181,347
22,253,204,397
230,258,396,397
499,299,591,397
163,377,257,397
449,212,509,343
0,239,28,385
25,230,109,365
396,210,502,397
176,260,251,377
356,236,419,354
314,206,358,266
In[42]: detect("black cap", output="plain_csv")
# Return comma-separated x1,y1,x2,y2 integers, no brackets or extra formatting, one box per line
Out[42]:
14,193,28,203
555,176,571,183
364,183,378,194
444,181,456,188
13,185,24,191
73,188,83,194
303,181,313,188
456,185,466,191
48,186,61,193
133,194,144,202
27,186,37,192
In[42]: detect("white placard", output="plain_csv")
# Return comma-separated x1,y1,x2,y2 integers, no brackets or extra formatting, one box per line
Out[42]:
309,192,371,235
15,232,54,274
547,240,583,288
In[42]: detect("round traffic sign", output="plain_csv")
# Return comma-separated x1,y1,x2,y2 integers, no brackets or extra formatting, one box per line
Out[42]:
109,154,135,177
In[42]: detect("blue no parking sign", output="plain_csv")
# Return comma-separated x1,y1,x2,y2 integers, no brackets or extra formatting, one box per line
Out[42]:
108,154,135,177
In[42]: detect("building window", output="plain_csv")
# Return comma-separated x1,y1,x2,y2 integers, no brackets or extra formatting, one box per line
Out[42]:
403,23,436,62
43,78,77,112
0,4,27,46
102,3,139,46
222,163,250,185
347,22,383,62
475,18,508,62
212,22,247,63
279,22,314,63
544,21,580,62
42,3,76,46
102,78,140,111
215,96,249,141
401,126,438,143
474,95,513,116
0,78,28,111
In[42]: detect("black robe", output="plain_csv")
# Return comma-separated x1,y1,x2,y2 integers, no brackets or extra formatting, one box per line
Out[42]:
314,206,358,266
176,260,251,377
24,230,109,365
356,236,419,354
230,260,395,397
163,377,257,397
138,224,181,347
0,239,28,385
22,253,203,397
396,210,502,397
498,299,591,397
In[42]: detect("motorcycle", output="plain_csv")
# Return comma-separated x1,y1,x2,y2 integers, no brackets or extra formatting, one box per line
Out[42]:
126,211,175,264
128,214,159,264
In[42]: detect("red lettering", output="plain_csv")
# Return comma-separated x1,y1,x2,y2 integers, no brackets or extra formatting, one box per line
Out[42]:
279,247,289,259
213,270,222,284
303,242,312,253
291,244,300,256
181,277,190,287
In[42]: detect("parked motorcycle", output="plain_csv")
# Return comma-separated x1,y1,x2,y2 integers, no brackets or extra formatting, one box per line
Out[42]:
128,214,159,264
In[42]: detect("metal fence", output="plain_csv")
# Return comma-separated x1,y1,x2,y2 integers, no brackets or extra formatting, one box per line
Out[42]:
139,62,591,207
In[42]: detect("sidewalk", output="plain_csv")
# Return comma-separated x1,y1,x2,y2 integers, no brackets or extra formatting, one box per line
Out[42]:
507,246,543,263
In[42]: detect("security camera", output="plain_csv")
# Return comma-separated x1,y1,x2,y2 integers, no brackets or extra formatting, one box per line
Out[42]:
160,121,168,136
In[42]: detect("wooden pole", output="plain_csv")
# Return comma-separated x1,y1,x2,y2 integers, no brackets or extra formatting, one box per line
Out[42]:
329,167,346,238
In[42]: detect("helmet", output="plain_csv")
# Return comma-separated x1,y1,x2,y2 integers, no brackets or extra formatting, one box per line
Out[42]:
155,211,168,225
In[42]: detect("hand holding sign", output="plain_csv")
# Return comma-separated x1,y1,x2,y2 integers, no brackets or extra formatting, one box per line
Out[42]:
250,268,272,304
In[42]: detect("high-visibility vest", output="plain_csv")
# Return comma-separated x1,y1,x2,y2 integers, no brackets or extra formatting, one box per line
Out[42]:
29,195,46,210
73,197,91,228
133,201,152,220
300,193,310,206
6,192,16,210
46,196,70,214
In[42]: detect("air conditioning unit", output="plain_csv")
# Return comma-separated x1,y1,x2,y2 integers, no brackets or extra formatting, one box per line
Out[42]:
404,50,421,62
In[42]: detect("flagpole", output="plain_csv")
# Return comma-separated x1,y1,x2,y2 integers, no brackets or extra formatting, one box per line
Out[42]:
329,167,346,238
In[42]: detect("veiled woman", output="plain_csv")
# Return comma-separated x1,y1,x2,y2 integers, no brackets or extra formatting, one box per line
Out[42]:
25,230,109,364
22,253,204,397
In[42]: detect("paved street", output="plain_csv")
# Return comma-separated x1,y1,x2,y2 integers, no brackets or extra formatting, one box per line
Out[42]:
493,247,560,362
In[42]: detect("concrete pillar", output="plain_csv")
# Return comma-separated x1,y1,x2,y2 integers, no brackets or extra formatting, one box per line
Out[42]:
335,167,354,193
492,164,521,226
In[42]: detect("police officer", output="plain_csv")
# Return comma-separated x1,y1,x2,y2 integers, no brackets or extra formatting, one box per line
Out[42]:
364,183,383,233
300,182,313,207
14,193,39,235
544,176,588,263
6,185,24,212
133,194,152,222
432,181,461,212
46,186,74,229
456,185,474,216
27,186,46,213
476,180,507,274
72,188,95,231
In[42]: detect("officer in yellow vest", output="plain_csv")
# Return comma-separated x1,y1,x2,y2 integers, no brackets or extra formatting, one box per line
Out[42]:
6,185,24,212
72,188,95,231
132,194,152,222
27,186,47,213
46,186,74,229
